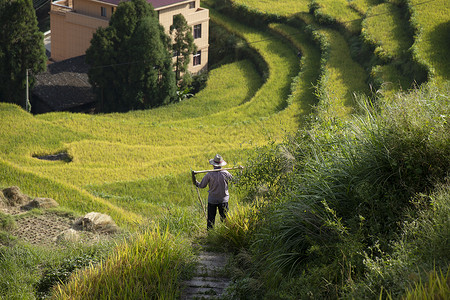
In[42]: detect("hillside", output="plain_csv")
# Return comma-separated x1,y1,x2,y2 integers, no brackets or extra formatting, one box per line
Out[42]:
0,0,449,298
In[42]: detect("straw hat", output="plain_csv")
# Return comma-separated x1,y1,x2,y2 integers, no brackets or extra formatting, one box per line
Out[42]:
209,154,227,167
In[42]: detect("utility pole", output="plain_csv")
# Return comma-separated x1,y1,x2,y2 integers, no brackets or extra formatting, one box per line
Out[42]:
26,68,31,112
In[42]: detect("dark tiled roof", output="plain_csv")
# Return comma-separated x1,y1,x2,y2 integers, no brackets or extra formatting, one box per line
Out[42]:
32,55,96,112
97,0,188,8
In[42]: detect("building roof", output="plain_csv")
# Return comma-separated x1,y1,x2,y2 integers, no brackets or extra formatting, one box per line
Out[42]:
32,55,96,113
96,0,188,8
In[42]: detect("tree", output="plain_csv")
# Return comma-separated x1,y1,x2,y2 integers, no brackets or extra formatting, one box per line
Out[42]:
0,0,46,109
170,14,197,84
86,0,176,112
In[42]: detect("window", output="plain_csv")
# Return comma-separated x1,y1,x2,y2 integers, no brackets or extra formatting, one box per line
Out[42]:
111,7,115,15
189,1,195,9
101,7,107,17
193,24,201,39
193,50,201,66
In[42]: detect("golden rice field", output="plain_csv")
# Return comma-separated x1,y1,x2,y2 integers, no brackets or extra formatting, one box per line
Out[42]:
0,7,317,229
313,27,369,118
362,2,413,61
348,0,378,15
230,0,310,16
1,1,449,298
2,0,448,231
312,0,362,34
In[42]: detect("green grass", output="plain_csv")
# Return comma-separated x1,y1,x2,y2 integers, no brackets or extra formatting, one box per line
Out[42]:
362,2,413,61
231,0,310,16
408,0,450,85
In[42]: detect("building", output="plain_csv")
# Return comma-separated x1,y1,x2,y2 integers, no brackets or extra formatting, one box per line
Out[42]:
50,0,209,73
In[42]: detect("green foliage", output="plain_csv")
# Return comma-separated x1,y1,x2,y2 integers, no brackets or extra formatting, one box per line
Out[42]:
86,0,176,112
0,244,48,299
170,14,197,83
35,250,105,299
344,182,450,299
0,0,46,107
0,211,16,231
227,82,450,298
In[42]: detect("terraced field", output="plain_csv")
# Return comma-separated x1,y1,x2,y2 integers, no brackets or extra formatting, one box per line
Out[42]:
0,5,311,228
1,0,449,298
407,0,450,85
2,0,448,230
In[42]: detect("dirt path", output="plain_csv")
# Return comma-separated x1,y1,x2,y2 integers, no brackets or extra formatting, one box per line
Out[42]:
181,250,231,299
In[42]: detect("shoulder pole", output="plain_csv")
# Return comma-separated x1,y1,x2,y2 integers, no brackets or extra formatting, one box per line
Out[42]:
192,165,244,175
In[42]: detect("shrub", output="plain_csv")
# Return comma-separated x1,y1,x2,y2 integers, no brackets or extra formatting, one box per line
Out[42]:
231,81,449,298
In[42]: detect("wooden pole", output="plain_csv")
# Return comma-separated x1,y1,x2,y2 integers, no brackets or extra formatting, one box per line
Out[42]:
192,166,243,174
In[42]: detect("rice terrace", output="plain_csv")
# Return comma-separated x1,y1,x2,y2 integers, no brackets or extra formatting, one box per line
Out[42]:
0,0,449,299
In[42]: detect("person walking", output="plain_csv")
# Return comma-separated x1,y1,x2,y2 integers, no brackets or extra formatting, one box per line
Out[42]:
194,154,233,229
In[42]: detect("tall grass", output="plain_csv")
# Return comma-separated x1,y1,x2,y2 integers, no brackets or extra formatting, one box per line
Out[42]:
402,269,450,300
52,227,194,299
0,239,112,300
214,81,450,298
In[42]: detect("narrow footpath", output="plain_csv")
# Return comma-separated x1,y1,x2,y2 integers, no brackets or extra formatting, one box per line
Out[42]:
181,250,231,299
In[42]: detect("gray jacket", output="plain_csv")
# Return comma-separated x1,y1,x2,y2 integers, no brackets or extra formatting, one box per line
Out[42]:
196,170,233,204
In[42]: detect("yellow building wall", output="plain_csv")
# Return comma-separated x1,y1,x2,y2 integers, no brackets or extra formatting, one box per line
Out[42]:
50,0,208,73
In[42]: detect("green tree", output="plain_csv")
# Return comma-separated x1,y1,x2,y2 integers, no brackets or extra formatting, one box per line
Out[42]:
0,0,46,109
170,14,197,84
86,0,176,112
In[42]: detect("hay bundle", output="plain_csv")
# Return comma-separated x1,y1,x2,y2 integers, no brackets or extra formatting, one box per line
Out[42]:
73,212,118,234
2,186,31,207
21,198,59,210
56,229,80,243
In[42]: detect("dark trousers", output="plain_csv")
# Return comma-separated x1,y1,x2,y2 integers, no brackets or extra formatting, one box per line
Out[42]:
207,202,229,229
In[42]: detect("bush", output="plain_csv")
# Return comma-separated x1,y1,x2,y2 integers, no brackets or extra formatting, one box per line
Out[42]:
229,82,449,298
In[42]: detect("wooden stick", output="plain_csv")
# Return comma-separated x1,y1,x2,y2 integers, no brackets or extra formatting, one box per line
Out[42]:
192,166,243,174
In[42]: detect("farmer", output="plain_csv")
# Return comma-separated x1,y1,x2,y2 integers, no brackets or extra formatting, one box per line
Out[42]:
194,154,233,229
